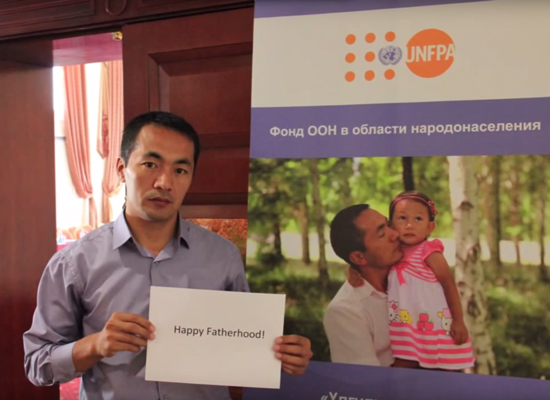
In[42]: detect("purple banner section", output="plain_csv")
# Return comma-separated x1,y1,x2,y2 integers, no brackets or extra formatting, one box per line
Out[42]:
243,361,549,400
250,98,550,159
255,0,489,19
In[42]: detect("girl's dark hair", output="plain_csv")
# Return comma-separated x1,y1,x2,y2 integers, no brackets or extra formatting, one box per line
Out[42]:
389,190,437,222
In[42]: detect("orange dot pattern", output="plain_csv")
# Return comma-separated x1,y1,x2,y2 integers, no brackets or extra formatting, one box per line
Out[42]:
365,33,376,43
345,32,399,82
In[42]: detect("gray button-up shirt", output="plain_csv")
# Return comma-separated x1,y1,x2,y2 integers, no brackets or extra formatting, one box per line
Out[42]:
23,213,249,400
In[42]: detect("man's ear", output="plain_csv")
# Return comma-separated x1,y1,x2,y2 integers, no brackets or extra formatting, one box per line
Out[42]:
116,157,126,183
349,251,368,267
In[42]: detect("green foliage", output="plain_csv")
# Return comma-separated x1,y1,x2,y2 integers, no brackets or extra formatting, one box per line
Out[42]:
248,156,467,240
249,155,550,243
254,242,286,269
484,262,550,378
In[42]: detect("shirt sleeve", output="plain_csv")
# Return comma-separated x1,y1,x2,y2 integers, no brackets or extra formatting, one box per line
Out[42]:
323,302,381,366
422,238,445,261
23,250,85,386
224,243,250,293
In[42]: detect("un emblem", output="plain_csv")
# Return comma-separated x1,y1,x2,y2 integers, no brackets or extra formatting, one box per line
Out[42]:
379,45,403,66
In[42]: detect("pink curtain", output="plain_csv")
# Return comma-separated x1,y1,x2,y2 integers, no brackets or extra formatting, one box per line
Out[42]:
63,64,98,228
97,62,109,159
97,60,124,223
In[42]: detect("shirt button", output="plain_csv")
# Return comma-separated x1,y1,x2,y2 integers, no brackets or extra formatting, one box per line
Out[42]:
163,396,169,400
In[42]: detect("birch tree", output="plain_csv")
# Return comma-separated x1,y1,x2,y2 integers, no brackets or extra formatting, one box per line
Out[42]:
448,156,496,375
482,156,503,271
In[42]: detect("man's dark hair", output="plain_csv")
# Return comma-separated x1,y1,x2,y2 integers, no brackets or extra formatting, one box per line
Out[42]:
330,204,370,266
120,111,201,169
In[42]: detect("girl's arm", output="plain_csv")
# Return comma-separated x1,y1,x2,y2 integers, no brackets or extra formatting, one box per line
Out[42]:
425,252,469,344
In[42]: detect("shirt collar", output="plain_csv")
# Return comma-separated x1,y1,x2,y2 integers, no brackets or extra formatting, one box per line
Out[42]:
355,277,387,300
178,218,191,247
112,212,191,250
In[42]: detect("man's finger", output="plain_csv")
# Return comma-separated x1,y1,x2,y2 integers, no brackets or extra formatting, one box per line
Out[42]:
273,343,313,360
275,334,312,354
280,356,307,376
108,331,148,348
114,313,155,332
109,341,142,354
278,353,308,369
118,321,155,340
100,332,147,357
118,332,149,348
275,334,308,345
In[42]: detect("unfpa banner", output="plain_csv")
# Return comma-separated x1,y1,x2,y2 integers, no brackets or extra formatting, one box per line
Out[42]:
250,0,550,158
244,0,550,399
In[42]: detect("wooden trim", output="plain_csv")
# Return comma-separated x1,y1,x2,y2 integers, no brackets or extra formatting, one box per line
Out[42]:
0,0,253,42
0,0,94,30
105,0,128,16
0,0,91,17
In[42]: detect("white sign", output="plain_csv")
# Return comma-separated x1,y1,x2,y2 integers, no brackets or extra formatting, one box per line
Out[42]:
145,286,286,389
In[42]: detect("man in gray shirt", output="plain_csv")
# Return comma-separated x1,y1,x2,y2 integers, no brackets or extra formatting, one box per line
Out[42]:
23,111,313,400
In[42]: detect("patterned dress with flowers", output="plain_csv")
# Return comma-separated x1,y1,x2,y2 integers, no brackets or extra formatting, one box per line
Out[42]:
387,239,475,369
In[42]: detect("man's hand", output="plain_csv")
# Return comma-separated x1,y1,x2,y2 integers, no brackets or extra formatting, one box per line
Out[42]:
73,312,155,372
273,335,313,375
94,312,156,357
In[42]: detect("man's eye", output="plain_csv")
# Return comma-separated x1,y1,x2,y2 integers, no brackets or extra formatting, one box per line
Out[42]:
144,162,155,168
176,168,187,175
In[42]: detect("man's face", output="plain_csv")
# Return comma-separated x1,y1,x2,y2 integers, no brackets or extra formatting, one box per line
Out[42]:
117,124,195,223
351,209,403,269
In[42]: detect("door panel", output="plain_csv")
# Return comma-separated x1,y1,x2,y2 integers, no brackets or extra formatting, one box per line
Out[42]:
0,40,57,400
122,8,253,219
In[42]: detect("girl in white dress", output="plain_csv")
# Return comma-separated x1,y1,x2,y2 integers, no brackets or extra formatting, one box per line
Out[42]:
348,190,475,370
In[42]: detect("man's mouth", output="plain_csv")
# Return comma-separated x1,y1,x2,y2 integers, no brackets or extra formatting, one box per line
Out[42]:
149,197,172,204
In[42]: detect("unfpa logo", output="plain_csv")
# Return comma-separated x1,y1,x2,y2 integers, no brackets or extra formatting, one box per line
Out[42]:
344,29,455,81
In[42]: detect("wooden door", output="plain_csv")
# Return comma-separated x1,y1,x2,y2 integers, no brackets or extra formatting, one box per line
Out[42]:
0,40,57,399
122,8,254,219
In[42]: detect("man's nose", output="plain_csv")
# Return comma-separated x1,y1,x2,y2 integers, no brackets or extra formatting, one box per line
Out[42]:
154,169,173,190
